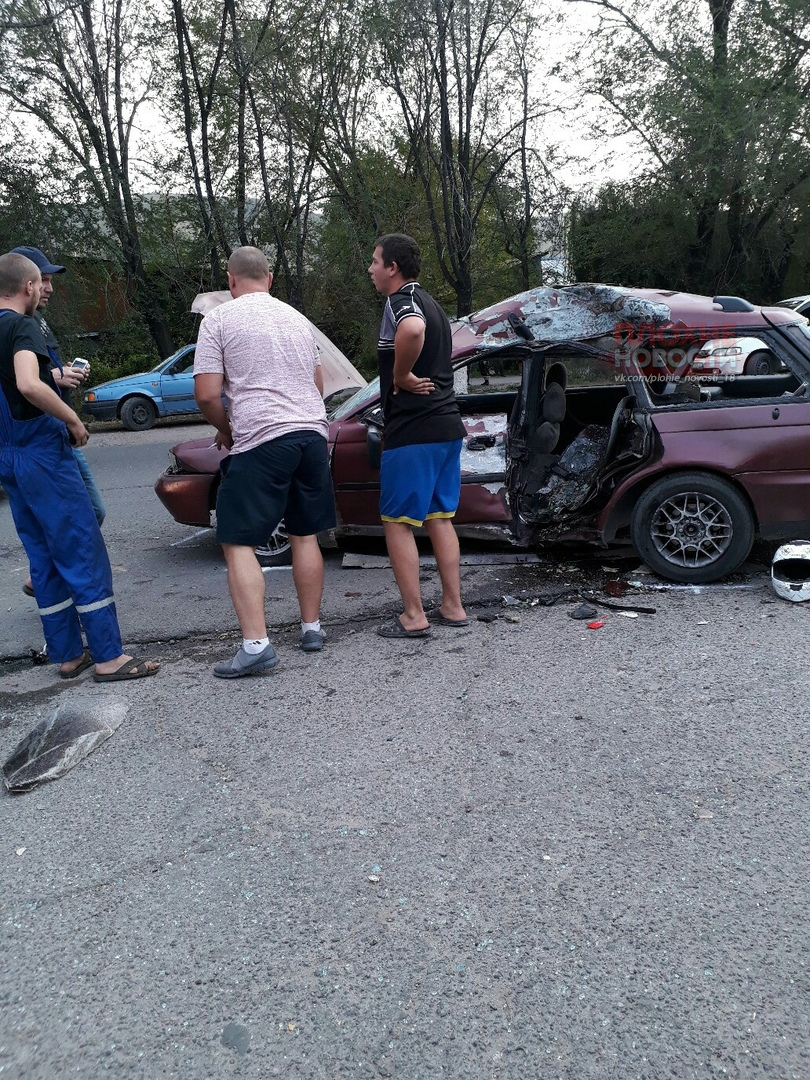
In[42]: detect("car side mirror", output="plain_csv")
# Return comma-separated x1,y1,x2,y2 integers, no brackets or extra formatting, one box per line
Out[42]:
366,426,382,470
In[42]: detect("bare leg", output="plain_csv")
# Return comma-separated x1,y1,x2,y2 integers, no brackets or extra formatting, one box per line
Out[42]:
289,534,324,624
221,543,267,639
383,520,430,631
425,517,467,622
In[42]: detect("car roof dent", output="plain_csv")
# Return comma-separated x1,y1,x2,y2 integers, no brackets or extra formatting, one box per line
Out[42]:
451,285,675,355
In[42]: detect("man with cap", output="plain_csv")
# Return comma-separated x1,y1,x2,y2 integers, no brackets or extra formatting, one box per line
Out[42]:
11,245,106,597
0,250,159,681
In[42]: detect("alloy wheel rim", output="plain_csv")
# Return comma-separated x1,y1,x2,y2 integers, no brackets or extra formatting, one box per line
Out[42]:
649,491,733,568
254,521,290,558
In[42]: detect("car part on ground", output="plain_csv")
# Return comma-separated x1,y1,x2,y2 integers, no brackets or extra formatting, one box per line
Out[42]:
771,540,810,602
3,700,128,792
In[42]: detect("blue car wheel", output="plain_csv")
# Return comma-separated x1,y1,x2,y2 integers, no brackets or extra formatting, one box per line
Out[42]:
120,396,157,432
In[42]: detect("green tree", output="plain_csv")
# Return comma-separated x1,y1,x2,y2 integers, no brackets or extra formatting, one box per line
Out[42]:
371,0,550,315
0,0,180,356
564,0,810,299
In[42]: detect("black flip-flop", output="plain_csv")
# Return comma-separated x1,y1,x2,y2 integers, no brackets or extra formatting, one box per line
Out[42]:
427,610,469,627
377,616,432,639
93,657,160,683
22,583,35,598
59,650,94,679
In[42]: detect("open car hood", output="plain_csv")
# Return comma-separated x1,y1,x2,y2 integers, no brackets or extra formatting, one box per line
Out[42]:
191,291,367,398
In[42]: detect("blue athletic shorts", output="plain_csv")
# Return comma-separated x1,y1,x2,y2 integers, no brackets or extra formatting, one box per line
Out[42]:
216,430,336,545
379,439,462,526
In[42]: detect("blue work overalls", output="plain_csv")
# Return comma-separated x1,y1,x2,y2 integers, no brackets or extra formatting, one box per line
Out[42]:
0,311,122,663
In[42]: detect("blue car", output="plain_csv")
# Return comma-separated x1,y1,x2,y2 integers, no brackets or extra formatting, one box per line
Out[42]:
82,345,198,431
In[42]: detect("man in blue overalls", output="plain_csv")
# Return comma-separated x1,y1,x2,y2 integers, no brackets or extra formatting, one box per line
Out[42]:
11,245,106,597
0,251,159,682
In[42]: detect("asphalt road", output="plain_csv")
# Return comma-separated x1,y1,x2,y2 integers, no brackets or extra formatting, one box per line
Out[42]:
1,424,809,1079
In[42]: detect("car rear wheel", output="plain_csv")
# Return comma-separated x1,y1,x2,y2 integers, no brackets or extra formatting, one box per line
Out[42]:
254,520,292,567
120,395,157,432
630,472,754,583
743,350,777,376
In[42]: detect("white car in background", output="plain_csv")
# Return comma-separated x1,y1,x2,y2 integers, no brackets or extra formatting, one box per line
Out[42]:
777,294,810,318
689,336,781,376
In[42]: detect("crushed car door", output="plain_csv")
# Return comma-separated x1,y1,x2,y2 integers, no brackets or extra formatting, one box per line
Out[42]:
507,342,646,527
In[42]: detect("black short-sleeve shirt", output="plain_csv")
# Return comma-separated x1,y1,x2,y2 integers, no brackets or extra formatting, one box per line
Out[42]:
376,282,465,450
0,309,56,420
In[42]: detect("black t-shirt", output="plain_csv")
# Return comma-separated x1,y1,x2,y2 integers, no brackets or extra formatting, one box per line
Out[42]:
377,282,465,450
37,313,63,364
0,309,56,420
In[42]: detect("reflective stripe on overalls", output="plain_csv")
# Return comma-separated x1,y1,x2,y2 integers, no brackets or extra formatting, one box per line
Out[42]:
0,310,122,663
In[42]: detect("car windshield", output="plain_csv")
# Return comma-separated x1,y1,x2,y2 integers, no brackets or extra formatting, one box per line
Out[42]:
152,348,192,373
330,376,380,419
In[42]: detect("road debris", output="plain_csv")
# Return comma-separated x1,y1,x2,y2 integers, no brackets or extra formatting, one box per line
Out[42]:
3,699,128,793
570,603,598,620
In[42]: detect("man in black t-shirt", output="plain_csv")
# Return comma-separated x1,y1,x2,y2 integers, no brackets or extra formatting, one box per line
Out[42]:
368,233,468,637
0,251,158,682
11,245,105,524
10,245,106,597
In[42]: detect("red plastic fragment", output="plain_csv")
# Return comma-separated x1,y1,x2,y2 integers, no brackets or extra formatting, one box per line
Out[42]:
586,620,605,629
604,580,628,597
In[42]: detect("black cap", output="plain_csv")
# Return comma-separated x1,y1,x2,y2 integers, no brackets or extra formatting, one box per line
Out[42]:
10,246,66,274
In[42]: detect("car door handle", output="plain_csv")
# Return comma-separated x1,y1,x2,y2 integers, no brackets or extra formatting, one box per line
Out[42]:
772,407,780,420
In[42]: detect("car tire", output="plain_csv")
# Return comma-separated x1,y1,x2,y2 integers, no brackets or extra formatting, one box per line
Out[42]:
630,472,754,583
120,396,158,432
254,520,293,567
743,350,777,376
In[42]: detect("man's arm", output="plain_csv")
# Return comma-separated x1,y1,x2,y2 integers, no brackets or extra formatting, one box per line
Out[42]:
194,373,233,450
314,363,324,397
14,350,89,446
393,316,434,395
53,363,89,391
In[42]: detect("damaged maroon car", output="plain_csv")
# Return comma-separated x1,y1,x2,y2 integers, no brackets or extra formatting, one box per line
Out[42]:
155,285,810,583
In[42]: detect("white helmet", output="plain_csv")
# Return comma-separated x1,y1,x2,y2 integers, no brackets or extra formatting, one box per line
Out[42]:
771,541,810,602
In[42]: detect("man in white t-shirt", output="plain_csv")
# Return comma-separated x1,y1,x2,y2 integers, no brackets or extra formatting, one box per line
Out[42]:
194,246,336,677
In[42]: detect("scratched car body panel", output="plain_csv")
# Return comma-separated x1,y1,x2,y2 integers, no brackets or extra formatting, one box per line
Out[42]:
155,285,810,582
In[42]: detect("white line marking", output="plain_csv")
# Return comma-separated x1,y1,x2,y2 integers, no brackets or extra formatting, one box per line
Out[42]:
171,528,213,547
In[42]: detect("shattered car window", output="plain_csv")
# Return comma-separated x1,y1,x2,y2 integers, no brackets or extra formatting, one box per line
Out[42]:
329,376,381,420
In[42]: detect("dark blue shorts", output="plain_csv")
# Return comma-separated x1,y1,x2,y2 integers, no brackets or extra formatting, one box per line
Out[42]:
379,439,462,526
216,431,336,546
